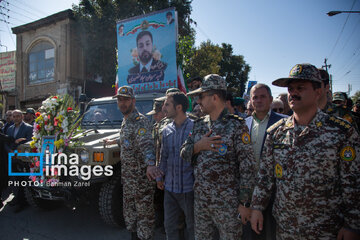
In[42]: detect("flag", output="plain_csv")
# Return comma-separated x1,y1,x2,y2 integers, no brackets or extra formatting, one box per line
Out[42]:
177,66,187,94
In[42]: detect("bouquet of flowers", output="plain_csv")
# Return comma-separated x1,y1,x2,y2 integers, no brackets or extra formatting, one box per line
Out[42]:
29,94,83,184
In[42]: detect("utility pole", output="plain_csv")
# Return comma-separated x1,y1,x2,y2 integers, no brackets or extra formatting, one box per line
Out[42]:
322,58,332,90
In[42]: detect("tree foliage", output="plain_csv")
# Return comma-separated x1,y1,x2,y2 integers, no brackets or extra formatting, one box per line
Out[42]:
72,0,194,86
351,90,360,104
185,41,251,96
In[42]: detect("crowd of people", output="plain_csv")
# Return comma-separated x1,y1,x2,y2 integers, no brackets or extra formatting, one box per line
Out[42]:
1,62,360,240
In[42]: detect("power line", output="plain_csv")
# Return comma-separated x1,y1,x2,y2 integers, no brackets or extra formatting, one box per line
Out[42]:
6,0,43,19
2,5,37,21
327,0,357,60
11,0,49,16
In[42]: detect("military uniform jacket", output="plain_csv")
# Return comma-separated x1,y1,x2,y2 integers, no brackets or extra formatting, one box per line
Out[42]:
153,117,172,165
251,110,360,234
323,101,359,133
180,108,255,208
119,109,156,181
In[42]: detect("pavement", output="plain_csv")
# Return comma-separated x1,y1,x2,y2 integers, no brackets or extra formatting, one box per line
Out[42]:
0,189,166,240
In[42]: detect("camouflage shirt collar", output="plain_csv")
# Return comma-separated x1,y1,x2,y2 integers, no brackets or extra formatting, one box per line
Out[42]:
127,108,140,121
284,109,325,131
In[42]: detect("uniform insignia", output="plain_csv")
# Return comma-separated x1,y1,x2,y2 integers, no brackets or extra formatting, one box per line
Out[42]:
120,87,128,93
328,115,351,131
290,64,302,76
267,118,285,133
275,163,283,178
138,128,147,136
273,144,288,149
241,132,251,144
228,114,243,121
218,144,227,156
135,116,140,121
124,139,130,147
316,121,322,127
343,114,353,123
340,146,356,161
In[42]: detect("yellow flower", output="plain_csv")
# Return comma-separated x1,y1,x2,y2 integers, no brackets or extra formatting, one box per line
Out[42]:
30,141,36,148
54,139,64,149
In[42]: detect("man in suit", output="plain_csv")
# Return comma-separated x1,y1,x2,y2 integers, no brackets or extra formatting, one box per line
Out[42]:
5,109,33,212
244,83,287,240
5,109,33,153
128,31,167,74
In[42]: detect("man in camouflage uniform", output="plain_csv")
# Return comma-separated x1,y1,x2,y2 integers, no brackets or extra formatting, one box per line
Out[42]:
318,68,359,133
105,86,161,240
180,74,255,239
250,64,360,240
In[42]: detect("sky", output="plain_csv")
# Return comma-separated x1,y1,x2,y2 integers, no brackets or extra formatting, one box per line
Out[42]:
1,0,359,98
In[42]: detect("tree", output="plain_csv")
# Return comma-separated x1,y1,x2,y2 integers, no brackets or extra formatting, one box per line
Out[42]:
72,0,194,87
351,90,360,104
185,41,251,96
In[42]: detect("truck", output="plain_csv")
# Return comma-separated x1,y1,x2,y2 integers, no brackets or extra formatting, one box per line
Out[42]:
19,92,162,227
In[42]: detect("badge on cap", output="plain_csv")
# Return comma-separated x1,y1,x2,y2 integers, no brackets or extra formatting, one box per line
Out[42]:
138,128,147,136
340,146,356,162
120,87,128,93
241,132,251,144
275,163,283,178
290,64,303,76
218,144,227,156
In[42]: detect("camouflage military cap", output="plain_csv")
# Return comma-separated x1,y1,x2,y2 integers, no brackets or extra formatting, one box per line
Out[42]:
154,88,181,101
113,86,134,98
187,74,226,96
272,63,322,87
233,97,245,106
146,100,163,115
332,92,346,102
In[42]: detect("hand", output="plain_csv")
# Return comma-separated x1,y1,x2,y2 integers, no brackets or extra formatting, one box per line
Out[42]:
238,204,251,225
15,138,26,144
146,166,163,181
156,181,164,190
337,227,360,240
103,138,116,145
194,130,223,154
250,209,263,235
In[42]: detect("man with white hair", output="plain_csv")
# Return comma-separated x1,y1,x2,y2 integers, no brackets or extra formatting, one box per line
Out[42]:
271,99,284,114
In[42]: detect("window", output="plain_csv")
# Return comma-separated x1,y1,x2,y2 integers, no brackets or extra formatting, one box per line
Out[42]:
28,42,54,84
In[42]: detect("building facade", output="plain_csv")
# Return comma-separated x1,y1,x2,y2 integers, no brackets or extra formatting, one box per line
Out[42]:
11,9,85,109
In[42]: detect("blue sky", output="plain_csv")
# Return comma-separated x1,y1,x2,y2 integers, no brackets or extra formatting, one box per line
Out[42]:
1,0,359,97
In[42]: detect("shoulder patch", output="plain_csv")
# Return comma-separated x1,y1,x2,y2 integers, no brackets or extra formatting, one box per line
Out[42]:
267,118,285,133
340,146,356,161
137,128,147,136
327,115,351,131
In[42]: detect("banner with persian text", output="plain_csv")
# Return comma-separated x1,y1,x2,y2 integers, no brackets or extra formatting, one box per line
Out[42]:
0,51,16,92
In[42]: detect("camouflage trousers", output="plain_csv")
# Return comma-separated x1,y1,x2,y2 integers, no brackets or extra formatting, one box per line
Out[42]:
276,224,338,240
123,177,156,240
194,201,242,240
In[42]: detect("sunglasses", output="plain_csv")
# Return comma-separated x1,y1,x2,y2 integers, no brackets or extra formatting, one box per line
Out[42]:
273,108,283,112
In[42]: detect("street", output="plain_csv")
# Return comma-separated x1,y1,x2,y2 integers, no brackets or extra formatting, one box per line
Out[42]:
0,191,165,240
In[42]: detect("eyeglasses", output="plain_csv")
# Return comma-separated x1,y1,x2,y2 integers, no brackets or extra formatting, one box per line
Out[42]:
272,108,283,112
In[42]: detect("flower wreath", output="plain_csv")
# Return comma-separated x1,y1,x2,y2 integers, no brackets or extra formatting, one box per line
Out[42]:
29,94,83,184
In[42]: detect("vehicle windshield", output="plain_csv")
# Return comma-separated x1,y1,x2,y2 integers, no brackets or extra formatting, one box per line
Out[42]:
81,100,153,129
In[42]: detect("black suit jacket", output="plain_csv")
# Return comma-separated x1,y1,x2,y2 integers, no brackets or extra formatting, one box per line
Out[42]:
128,59,167,74
5,122,33,152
